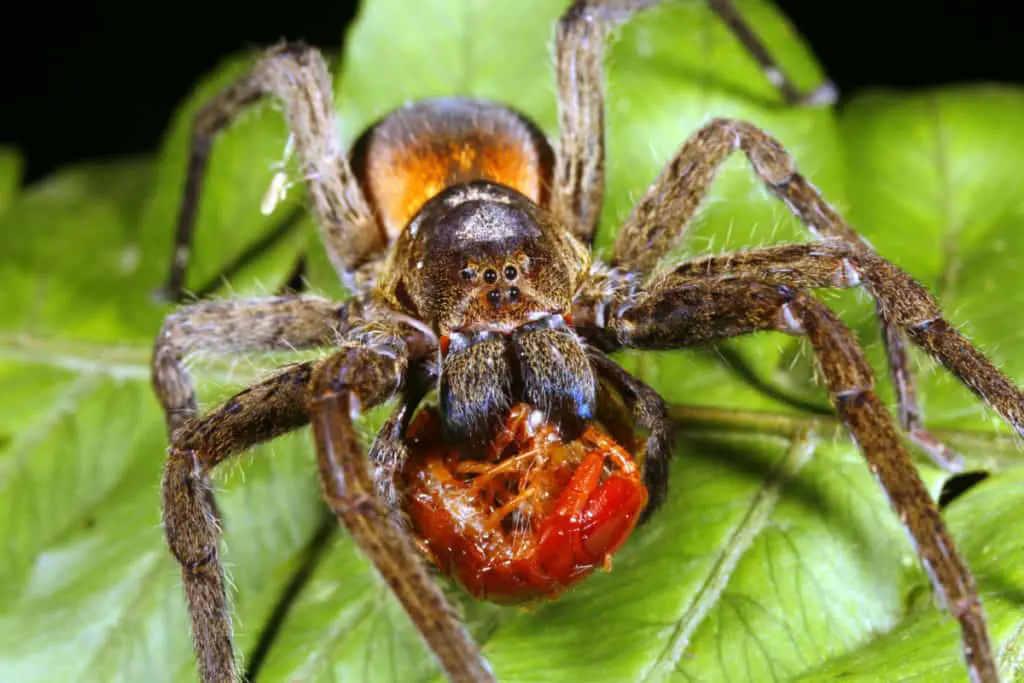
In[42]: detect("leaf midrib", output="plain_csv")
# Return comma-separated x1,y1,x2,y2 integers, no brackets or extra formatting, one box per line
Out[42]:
4,332,1021,465
639,433,817,682
0,333,150,381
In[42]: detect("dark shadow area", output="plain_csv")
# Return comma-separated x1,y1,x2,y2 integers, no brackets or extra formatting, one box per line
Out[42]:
703,344,833,416
1,1,1019,184
280,255,310,296
938,470,990,509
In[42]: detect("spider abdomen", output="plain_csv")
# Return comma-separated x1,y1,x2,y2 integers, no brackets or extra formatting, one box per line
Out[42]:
350,98,554,241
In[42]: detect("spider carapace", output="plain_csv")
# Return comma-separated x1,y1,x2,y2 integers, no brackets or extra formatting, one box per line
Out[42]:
361,99,649,601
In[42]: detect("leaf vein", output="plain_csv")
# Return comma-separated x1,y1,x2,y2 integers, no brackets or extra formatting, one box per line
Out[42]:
641,432,817,681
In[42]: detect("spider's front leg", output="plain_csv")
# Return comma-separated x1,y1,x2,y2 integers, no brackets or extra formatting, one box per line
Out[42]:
162,43,380,300
155,295,356,682
577,278,998,683
309,341,495,683
153,295,353,431
163,361,316,683
609,116,970,470
552,0,833,244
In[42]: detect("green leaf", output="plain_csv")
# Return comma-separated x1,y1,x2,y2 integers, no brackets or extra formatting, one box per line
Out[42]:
0,159,327,682
1,1,1023,683
138,56,308,300
840,88,1024,433
0,147,21,217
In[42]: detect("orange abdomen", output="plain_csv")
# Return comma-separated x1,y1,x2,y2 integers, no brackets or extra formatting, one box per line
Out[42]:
350,99,554,239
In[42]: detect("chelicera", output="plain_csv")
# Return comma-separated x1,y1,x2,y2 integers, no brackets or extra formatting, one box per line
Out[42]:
152,1,1024,682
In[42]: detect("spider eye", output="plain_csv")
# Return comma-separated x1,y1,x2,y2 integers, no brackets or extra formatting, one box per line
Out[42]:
508,286,520,302
483,269,498,284
461,268,475,280
487,289,502,307
504,265,517,280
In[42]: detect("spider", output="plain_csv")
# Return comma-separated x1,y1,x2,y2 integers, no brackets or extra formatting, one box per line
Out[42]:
152,1,1024,682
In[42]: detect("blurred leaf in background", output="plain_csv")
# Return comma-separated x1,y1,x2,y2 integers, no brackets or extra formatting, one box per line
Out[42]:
0,1,1022,682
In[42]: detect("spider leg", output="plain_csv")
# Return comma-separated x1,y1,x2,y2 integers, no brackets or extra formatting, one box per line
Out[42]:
651,242,1024,467
589,348,674,520
368,377,434,516
153,294,354,432
609,117,959,471
161,43,380,301
705,0,837,106
163,361,315,683
153,295,357,682
585,277,998,683
309,345,495,683
552,1,831,245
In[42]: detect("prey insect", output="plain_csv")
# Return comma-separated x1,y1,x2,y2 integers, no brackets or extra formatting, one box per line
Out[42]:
152,1,1023,681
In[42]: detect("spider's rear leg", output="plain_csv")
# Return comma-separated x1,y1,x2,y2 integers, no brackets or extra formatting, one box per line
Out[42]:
706,0,838,106
163,361,315,683
585,278,998,683
161,43,380,301
661,243,1024,469
551,0,832,245
609,116,962,471
309,344,495,683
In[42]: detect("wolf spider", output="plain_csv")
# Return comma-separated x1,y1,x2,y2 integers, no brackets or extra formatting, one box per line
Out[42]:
152,1,1023,682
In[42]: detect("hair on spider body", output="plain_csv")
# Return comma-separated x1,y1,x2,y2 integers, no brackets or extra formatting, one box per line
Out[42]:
354,99,599,446
376,182,596,449
349,98,555,239
154,3,1024,682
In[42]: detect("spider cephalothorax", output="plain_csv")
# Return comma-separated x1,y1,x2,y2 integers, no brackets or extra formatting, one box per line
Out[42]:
153,2,1024,683
377,178,596,448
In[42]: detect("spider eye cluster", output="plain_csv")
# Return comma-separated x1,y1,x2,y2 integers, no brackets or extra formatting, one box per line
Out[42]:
383,180,585,333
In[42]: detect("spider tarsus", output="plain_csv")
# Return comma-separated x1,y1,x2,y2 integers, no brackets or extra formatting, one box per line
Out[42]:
797,79,839,107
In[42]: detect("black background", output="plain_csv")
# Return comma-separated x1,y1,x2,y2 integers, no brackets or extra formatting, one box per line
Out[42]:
1,2,1019,184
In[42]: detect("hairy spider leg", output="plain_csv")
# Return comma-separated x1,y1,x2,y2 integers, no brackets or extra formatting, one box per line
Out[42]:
599,116,987,471
588,279,1000,683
